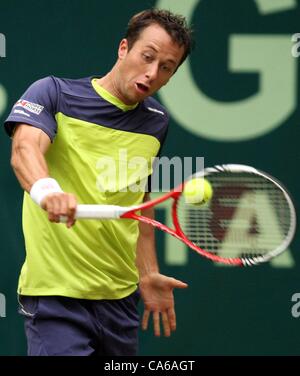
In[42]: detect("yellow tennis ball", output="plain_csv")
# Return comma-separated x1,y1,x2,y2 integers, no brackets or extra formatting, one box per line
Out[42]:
183,178,213,205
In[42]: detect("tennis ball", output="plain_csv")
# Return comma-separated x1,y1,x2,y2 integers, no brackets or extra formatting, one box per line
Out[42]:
183,178,213,205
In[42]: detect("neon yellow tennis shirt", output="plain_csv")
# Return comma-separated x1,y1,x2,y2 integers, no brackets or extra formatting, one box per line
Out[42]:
4,76,169,299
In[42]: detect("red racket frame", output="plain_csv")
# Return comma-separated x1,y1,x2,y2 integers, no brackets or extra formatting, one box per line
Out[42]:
121,186,243,266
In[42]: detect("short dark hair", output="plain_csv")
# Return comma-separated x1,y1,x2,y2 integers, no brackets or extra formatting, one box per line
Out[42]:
125,9,194,67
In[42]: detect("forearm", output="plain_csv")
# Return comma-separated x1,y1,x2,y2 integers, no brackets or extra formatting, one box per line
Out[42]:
11,125,50,192
11,143,49,192
10,124,76,227
136,196,188,337
136,205,159,278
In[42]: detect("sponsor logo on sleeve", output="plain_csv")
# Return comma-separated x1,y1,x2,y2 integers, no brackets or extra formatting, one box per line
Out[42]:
14,99,44,115
13,109,31,117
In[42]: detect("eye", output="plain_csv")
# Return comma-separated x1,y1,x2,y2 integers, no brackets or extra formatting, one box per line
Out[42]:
161,65,172,73
142,53,153,62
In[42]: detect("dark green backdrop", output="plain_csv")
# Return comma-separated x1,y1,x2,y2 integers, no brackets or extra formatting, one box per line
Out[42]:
0,0,299,355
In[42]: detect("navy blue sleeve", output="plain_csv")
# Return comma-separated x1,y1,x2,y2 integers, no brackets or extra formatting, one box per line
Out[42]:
4,76,59,141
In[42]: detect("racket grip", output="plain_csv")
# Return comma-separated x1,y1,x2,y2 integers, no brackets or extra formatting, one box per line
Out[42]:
75,204,127,219
59,205,126,223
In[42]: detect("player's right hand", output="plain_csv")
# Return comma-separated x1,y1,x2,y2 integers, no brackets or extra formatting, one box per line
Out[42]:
41,193,77,228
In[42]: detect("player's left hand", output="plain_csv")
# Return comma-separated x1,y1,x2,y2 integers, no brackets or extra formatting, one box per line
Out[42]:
139,272,188,337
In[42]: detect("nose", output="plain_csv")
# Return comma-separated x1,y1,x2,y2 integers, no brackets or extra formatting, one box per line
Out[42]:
145,62,159,81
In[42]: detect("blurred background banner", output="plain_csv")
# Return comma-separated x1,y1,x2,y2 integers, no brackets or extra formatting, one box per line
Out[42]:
0,0,299,355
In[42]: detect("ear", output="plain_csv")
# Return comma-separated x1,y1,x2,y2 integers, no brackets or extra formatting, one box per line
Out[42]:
118,39,128,60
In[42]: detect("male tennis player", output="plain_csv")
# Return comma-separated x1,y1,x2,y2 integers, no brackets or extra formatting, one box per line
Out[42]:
4,9,193,356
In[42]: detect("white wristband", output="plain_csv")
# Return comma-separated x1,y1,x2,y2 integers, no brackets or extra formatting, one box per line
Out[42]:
30,178,63,206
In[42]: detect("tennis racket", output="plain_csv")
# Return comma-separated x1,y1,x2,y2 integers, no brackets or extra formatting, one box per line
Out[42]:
73,164,296,267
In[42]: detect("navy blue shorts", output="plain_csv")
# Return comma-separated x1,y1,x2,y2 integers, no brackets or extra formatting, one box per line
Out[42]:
18,290,140,356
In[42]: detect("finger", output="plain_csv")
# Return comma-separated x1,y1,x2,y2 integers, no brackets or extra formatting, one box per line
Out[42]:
51,194,62,222
167,308,176,331
153,311,161,337
66,194,77,228
45,194,66,223
142,309,150,331
170,278,188,289
161,311,171,337
45,197,55,222
59,194,68,217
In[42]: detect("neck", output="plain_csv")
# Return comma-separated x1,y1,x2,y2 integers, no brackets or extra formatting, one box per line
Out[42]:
96,69,116,95
96,65,135,105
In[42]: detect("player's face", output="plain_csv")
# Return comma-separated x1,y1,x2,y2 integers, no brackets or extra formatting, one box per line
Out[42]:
116,24,185,104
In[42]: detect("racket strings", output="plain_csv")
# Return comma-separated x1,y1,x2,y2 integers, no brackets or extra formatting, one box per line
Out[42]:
176,172,292,260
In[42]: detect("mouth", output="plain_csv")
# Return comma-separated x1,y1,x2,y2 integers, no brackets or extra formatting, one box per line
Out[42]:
135,82,150,94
